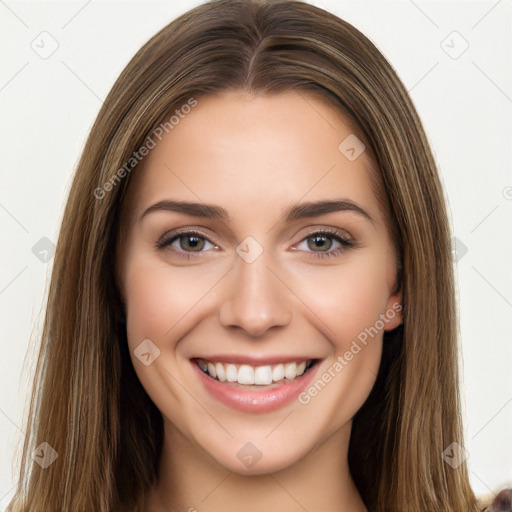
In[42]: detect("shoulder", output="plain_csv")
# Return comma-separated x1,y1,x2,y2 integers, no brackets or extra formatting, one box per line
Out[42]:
480,487,512,512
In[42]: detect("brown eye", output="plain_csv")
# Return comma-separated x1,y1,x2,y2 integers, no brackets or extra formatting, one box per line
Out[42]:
294,230,355,259
178,234,205,252
307,234,333,252
156,231,217,254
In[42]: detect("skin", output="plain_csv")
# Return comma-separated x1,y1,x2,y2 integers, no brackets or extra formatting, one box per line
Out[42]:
116,90,402,512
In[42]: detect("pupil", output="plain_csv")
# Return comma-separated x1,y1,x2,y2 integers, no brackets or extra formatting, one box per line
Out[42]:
182,235,204,251
308,235,331,252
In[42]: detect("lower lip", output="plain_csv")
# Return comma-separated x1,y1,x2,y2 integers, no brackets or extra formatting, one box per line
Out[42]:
192,361,319,413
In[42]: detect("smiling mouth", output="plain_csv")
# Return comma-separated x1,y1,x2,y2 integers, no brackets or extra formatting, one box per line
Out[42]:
193,358,318,387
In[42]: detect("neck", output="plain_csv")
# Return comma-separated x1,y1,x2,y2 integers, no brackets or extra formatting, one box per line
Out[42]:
145,419,367,512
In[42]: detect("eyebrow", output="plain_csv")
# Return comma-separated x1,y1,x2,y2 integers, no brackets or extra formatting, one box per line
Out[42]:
139,199,374,224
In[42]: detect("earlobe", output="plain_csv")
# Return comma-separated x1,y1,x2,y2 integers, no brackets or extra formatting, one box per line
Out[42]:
383,262,403,331
384,290,403,331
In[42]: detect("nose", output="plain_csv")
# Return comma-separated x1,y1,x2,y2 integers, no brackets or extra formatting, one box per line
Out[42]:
219,252,293,338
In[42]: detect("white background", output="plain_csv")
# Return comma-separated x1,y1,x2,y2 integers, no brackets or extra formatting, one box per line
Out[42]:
0,0,511,508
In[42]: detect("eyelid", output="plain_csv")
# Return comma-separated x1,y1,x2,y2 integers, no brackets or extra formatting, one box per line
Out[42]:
291,225,354,245
155,225,357,260
156,227,220,248
154,229,220,261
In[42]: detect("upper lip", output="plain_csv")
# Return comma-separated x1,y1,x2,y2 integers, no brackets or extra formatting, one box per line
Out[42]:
191,354,317,365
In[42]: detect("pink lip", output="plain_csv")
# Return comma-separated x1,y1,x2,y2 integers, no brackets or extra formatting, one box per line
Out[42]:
191,359,320,413
190,354,313,365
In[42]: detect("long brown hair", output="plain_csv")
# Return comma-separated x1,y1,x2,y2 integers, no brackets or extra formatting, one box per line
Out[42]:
7,1,480,510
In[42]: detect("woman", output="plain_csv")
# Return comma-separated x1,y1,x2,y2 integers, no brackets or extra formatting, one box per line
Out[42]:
7,1,510,511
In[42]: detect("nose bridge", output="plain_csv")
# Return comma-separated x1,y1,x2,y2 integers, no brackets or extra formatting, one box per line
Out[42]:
218,246,292,337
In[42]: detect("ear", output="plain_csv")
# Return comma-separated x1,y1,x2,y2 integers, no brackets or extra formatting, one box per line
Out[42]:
383,288,403,331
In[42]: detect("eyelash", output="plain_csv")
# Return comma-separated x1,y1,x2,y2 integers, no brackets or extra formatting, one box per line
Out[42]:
155,228,355,261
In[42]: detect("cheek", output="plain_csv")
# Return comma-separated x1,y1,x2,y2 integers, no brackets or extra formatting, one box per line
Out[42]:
294,262,387,423
289,255,393,347
121,255,226,433
123,256,220,345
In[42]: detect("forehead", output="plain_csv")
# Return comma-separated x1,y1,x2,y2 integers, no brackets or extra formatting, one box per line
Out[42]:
124,90,385,228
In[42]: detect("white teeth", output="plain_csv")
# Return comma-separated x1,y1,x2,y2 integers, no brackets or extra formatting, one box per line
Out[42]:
226,364,238,382
284,362,297,380
238,365,255,385
207,362,217,379
254,365,273,385
198,359,313,385
215,362,226,382
272,364,285,382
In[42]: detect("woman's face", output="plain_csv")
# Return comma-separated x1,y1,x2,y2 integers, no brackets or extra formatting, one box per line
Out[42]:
117,90,402,474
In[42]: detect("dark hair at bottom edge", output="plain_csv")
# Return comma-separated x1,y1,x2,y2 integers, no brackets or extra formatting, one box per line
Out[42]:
348,323,404,512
